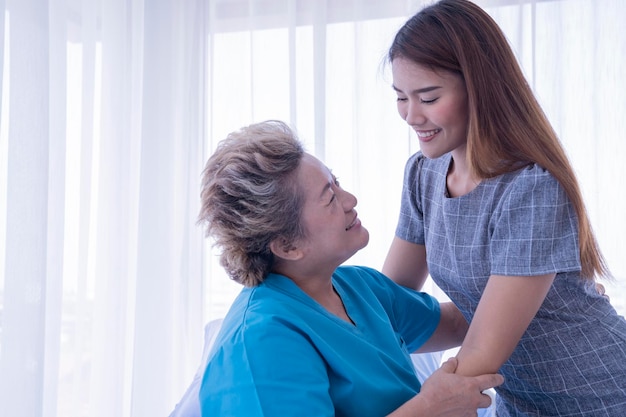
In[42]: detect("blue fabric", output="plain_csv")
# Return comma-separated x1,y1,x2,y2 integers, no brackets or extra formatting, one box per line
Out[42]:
199,265,440,417
396,151,626,416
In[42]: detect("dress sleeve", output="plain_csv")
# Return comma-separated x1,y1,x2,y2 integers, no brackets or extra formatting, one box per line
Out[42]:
490,165,581,276
200,318,335,417
396,153,427,244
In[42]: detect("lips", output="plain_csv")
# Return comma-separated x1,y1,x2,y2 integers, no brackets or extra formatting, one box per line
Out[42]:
345,214,360,231
415,128,441,141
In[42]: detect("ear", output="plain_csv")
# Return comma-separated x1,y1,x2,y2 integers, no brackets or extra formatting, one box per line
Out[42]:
269,237,303,261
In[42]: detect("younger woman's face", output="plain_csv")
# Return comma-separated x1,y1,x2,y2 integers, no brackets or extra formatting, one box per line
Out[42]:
391,57,469,159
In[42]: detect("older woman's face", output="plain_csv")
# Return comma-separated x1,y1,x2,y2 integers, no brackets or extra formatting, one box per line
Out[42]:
295,154,369,267
392,57,469,159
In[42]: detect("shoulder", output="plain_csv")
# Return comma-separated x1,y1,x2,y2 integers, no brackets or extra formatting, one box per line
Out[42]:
497,163,559,188
496,163,566,206
401,152,451,203
211,288,315,366
334,266,437,308
336,264,383,276
201,286,333,416
334,266,399,302
335,265,390,286
219,279,307,335
403,151,450,176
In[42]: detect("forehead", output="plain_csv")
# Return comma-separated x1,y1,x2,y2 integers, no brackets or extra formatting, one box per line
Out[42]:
297,153,331,196
391,57,462,88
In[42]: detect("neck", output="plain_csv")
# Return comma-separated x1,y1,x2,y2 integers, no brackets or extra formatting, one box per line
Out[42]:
273,263,353,324
448,149,480,197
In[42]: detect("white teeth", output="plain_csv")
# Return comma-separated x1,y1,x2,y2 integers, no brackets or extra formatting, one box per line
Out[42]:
416,129,440,138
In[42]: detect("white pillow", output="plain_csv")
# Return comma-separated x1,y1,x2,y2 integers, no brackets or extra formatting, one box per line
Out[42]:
168,319,223,417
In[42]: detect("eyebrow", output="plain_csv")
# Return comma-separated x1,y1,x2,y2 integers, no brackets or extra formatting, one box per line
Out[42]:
392,84,442,94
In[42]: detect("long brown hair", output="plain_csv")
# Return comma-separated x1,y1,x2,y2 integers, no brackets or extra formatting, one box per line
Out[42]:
388,0,608,280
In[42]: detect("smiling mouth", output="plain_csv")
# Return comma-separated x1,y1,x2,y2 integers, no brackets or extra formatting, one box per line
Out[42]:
415,128,441,139
345,215,359,231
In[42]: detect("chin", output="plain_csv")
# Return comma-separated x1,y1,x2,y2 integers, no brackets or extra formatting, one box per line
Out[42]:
358,230,370,250
344,233,370,260
418,142,453,159
419,148,446,160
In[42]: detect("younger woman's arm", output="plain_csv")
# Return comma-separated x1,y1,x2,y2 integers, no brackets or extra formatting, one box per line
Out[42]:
454,273,555,375
387,357,503,417
383,237,429,290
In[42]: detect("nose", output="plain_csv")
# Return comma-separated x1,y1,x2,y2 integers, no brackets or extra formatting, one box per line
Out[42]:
402,99,426,126
339,188,357,211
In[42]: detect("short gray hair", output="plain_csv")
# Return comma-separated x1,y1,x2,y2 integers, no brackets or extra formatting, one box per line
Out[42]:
198,120,306,286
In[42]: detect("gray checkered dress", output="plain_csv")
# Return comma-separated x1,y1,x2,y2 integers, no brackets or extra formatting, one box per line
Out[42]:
396,152,626,416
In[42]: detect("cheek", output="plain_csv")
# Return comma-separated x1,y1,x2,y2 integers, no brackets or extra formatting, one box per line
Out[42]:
453,105,469,132
452,94,469,126
440,100,468,129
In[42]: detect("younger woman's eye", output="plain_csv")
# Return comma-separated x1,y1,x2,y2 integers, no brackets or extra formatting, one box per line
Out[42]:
420,97,438,104
396,97,408,102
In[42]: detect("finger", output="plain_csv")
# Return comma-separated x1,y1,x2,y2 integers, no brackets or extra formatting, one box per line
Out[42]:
439,357,458,372
596,283,605,295
595,283,610,300
476,393,492,409
477,373,504,391
479,389,496,408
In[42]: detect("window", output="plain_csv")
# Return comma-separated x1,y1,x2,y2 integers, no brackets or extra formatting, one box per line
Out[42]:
0,1,624,416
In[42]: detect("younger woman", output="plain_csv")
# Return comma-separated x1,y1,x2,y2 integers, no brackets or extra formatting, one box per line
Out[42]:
383,1,626,415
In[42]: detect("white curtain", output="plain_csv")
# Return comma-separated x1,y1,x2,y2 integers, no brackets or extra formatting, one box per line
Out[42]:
0,1,624,416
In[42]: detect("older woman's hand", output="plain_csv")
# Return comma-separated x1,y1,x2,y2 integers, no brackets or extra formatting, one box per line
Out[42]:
387,357,504,417
595,283,610,300
418,357,503,417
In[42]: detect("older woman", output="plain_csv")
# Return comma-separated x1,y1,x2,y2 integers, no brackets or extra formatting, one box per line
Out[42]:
197,120,502,417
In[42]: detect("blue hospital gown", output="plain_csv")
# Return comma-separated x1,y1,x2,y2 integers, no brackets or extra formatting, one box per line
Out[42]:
199,265,440,417
396,152,626,416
